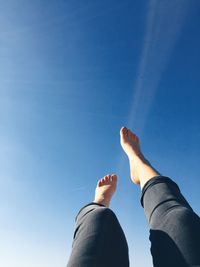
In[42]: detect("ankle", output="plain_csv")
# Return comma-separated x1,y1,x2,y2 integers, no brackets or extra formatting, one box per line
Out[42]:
138,163,160,189
94,197,110,207
129,157,160,189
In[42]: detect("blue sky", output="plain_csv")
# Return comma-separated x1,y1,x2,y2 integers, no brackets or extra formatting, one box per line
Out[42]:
1,0,200,266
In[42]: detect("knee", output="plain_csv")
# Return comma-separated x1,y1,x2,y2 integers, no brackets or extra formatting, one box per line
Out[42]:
152,206,200,233
92,207,117,221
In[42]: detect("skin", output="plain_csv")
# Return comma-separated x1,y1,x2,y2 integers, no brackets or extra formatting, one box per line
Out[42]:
94,127,160,207
94,174,117,208
119,126,160,189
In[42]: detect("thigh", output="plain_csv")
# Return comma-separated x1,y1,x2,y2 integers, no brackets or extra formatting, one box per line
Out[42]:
141,176,200,267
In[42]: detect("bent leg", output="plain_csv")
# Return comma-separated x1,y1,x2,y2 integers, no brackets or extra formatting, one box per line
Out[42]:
141,176,200,267
120,127,200,267
67,203,129,267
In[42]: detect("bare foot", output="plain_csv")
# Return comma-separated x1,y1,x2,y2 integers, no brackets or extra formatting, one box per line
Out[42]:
94,174,117,207
120,127,160,188
120,127,142,160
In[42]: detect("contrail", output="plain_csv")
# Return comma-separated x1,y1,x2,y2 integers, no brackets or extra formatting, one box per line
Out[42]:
69,186,87,193
117,0,191,174
127,0,191,132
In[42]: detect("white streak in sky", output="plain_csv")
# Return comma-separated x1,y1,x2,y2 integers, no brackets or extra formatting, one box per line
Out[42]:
69,186,87,193
128,0,191,132
116,0,191,174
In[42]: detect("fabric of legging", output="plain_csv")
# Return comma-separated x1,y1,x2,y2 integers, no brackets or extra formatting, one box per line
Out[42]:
67,176,200,267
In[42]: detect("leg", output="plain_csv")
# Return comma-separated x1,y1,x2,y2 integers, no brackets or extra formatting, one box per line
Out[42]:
67,174,129,267
120,127,200,267
141,176,200,267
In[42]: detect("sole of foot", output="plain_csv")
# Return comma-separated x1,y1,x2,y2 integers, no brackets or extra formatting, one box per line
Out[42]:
120,127,142,184
94,174,117,207
120,126,160,188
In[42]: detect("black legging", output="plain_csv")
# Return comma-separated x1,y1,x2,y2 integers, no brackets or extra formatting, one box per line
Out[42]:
67,176,200,267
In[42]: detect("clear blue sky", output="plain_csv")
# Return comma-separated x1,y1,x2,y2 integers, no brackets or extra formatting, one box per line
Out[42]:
1,1,200,266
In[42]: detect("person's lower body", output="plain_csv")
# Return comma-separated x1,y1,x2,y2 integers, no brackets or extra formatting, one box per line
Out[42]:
67,127,200,267
67,202,129,267
67,174,200,267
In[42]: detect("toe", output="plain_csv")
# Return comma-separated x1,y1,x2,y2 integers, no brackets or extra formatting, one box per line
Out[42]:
128,129,135,139
102,176,108,184
127,129,130,137
111,174,117,182
108,175,112,182
101,177,106,185
128,129,138,141
120,127,128,137
105,175,111,184
98,179,102,186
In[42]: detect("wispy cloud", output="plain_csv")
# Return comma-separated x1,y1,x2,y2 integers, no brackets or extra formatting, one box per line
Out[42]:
117,0,191,174
69,186,88,193
128,0,191,132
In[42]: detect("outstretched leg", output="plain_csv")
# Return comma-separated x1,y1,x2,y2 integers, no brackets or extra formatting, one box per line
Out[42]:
120,127,200,267
67,174,129,267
